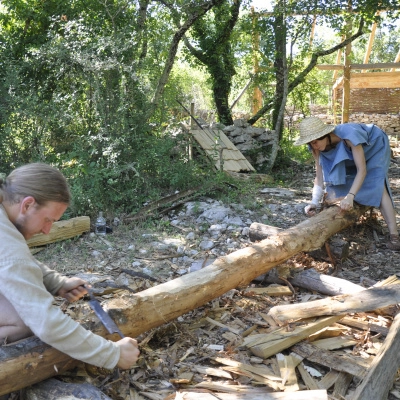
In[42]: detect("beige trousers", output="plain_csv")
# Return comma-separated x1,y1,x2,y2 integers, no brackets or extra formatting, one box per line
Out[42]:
0,293,33,344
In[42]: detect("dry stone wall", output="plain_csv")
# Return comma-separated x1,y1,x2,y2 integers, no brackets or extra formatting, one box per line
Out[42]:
288,106,400,137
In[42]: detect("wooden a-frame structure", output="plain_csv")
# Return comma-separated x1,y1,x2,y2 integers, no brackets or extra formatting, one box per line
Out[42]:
250,10,400,123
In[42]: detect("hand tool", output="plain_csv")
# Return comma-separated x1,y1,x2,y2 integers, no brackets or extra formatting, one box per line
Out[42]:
85,286,125,338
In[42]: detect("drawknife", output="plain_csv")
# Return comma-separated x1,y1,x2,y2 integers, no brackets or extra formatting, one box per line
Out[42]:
85,286,125,338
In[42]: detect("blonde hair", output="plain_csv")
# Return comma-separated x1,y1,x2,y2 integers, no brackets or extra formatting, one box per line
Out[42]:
0,163,71,206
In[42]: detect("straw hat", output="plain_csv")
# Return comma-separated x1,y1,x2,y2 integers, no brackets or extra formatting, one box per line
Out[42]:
294,117,336,146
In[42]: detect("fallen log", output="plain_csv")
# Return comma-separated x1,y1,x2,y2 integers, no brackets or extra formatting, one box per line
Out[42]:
0,205,366,394
351,312,400,400
260,268,365,296
267,283,400,323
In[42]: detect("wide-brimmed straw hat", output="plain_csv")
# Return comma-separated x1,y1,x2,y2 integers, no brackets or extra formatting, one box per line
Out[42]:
294,116,336,146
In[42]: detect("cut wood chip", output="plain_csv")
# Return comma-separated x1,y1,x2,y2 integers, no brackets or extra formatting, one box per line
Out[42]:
296,362,321,390
193,366,233,379
339,316,389,336
242,316,343,359
213,357,281,381
243,285,293,297
318,370,340,390
276,353,300,391
311,336,358,350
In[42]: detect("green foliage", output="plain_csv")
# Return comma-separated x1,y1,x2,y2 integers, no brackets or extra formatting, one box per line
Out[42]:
0,0,399,218
0,3,214,217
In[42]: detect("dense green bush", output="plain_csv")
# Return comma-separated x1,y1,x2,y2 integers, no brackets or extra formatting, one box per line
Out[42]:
0,16,215,218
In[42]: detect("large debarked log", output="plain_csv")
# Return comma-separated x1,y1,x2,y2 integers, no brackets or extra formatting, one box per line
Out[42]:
0,205,367,395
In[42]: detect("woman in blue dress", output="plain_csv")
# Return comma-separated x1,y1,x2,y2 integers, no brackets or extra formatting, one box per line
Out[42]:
294,116,399,251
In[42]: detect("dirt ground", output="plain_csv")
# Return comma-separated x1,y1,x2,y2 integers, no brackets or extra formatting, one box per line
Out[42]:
22,141,400,400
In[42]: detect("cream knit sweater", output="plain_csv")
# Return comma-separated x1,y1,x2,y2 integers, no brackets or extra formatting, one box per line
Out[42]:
0,205,119,369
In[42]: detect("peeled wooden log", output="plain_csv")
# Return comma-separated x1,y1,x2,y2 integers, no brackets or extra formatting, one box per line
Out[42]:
249,223,350,261
26,216,90,248
268,283,400,323
261,268,365,296
0,205,366,395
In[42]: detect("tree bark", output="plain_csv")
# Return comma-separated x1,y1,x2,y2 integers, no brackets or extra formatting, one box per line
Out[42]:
0,205,365,394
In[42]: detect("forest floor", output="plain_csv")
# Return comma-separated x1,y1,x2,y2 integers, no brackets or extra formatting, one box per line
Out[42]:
21,139,400,400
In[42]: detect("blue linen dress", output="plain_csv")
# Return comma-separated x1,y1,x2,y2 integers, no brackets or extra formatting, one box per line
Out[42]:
318,123,392,207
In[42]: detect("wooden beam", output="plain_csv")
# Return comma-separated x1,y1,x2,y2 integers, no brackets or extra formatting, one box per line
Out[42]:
243,316,343,359
348,71,400,88
0,205,367,395
317,62,400,70
362,17,379,68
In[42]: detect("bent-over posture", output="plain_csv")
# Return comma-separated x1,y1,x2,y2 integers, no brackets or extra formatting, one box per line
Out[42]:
294,116,399,251
0,163,139,369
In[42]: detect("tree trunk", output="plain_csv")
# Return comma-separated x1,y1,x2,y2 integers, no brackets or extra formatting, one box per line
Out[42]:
0,205,365,395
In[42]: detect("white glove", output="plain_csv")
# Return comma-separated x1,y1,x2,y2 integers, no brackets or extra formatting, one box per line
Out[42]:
304,185,324,215
304,204,316,214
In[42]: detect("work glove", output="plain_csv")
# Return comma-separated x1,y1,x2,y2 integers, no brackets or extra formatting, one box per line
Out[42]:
304,185,324,215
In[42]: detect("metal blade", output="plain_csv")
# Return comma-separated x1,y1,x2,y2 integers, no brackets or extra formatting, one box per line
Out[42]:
86,287,125,338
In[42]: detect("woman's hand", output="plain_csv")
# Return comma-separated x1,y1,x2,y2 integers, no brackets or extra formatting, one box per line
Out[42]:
340,194,354,211
57,277,88,302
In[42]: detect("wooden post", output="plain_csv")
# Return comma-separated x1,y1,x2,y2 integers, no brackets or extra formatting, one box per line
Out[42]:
362,17,379,71
391,48,400,72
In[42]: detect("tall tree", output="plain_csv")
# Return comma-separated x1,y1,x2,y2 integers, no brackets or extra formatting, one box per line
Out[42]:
181,0,244,125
